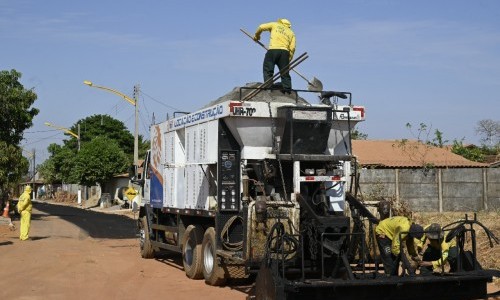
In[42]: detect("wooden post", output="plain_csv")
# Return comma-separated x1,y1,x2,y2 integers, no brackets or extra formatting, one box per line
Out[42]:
438,168,443,213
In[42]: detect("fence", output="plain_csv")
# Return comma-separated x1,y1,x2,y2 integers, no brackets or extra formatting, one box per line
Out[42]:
357,168,500,212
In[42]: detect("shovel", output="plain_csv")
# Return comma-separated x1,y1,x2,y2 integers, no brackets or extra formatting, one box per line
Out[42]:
240,28,323,92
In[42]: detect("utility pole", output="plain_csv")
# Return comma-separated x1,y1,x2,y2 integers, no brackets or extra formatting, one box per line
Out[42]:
32,148,36,200
133,84,140,166
77,123,81,151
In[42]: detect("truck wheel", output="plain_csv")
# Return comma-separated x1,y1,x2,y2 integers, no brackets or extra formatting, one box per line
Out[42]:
202,227,227,286
182,225,204,279
139,216,154,258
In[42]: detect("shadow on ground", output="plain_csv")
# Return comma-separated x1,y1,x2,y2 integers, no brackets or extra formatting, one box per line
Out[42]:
34,202,137,239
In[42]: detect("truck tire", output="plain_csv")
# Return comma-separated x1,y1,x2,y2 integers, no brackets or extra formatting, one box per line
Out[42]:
182,225,204,279
139,216,154,259
202,227,227,286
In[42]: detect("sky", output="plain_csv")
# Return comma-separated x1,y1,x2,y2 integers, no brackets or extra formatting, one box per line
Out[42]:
1,0,499,163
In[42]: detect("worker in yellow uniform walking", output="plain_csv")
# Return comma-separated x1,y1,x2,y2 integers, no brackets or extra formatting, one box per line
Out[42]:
253,19,296,92
375,216,423,275
17,185,33,241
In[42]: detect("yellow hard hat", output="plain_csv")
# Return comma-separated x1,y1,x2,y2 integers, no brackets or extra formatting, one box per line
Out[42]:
278,19,291,28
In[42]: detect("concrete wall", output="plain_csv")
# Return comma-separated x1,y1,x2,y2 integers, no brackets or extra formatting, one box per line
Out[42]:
358,168,500,212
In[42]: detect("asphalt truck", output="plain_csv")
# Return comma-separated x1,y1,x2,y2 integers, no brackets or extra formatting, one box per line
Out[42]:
131,84,498,299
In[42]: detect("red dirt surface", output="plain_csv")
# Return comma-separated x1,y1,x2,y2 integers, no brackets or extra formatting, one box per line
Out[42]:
0,202,249,300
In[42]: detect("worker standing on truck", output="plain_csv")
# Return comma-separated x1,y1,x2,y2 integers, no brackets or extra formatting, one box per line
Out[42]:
375,216,423,275
416,223,458,274
17,185,33,241
253,18,296,92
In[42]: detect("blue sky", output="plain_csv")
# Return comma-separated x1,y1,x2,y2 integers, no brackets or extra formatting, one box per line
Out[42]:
2,0,499,162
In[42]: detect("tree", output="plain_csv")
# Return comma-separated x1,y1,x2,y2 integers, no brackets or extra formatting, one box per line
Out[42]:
41,115,139,189
0,69,39,200
70,114,134,157
72,136,129,189
475,119,500,148
394,123,448,169
351,128,368,140
451,139,485,162
0,69,39,145
0,142,29,201
38,143,78,184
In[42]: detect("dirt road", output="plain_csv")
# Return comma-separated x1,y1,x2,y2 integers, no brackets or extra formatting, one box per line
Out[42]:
0,202,250,300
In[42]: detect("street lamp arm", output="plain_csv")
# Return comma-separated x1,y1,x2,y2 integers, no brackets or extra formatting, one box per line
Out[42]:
44,122,79,139
83,81,136,106
83,80,139,165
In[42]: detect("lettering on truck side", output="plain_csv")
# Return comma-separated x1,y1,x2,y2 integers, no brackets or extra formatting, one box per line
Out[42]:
233,107,257,116
171,104,225,129
338,112,359,120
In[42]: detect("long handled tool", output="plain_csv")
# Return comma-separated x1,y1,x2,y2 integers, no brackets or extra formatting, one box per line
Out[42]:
240,28,323,92
242,52,309,101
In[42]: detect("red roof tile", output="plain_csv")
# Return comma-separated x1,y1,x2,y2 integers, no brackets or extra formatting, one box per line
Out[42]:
352,140,488,168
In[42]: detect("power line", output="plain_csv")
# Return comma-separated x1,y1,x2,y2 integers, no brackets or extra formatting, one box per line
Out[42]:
24,132,64,144
24,129,58,134
140,90,182,111
139,94,151,125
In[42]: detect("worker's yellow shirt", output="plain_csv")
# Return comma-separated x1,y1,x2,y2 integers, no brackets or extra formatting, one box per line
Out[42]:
17,191,32,213
376,216,417,256
415,225,457,271
428,239,456,270
255,22,296,60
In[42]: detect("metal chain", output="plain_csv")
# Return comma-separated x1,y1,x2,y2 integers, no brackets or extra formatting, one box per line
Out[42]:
267,102,288,202
306,222,317,260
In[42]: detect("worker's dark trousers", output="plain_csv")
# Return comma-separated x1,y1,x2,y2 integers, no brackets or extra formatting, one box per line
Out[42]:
263,49,292,90
377,237,400,276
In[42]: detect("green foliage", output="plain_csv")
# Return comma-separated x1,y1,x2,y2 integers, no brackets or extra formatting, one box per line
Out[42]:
70,114,134,156
0,69,38,199
431,129,448,148
0,69,39,144
139,135,150,160
72,136,129,188
41,115,141,186
351,128,368,140
404,122,448,147
0,141,29,199
39,144,77,184
451,139,486,162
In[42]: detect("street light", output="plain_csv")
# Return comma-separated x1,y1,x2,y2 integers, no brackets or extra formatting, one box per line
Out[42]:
83,80,139,166
44,122,82,205
44,122,80,151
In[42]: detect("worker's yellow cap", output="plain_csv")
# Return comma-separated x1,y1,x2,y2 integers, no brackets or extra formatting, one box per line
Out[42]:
278,19,291,28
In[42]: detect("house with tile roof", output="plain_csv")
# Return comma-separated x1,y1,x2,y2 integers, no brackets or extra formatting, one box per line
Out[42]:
351,140,488,168
350,140,499,212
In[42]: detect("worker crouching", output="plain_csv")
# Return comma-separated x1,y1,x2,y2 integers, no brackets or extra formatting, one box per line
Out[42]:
375,216,423,276
416,223,458,274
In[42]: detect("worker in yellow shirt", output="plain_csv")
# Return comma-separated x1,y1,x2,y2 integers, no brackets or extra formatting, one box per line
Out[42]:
375,216,424,275
253,19,296,92
17,185,33,241
416,223,458,274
